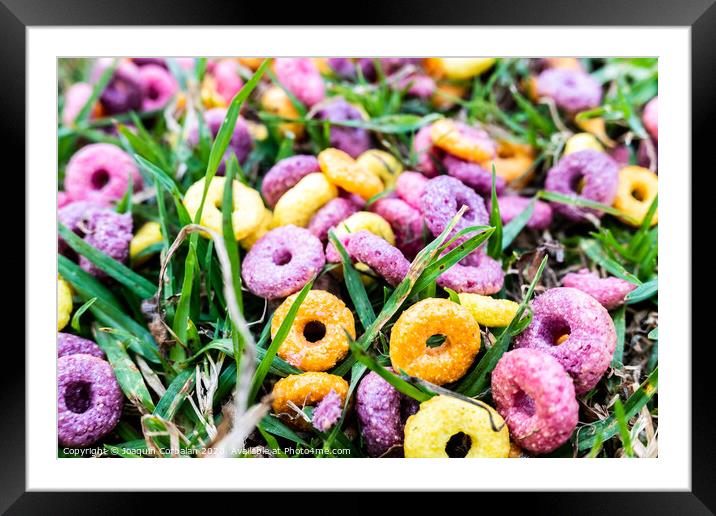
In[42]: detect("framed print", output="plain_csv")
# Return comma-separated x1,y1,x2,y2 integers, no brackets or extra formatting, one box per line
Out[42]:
4,0,713,511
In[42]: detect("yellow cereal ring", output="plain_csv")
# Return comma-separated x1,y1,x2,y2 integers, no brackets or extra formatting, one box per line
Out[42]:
403,395,510,458
245,120,269,142
356,150,404,189
430,119,494,163
272,290,356,372
389,298,481,385
332,211,395,244
130,221,162,262
200,76,227,109
58,276,73,331
183,177,265,240
482,139,535,186
424,58,496,80
239,208,273,250
564,132,604,155
457,293,519,327
272,173,338,228
318,148,384,200
613,166,658,227
576,117,615,147
261,85,304,138
271,372,349,430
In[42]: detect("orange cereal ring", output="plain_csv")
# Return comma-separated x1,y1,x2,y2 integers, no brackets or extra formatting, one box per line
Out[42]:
389,298,481,385
261,85,304,138
482,139,536,187
318,148,384,200
272,290,356,372
613,165,658,227
431,81,469,110
430,119,495,163
271,372,349,430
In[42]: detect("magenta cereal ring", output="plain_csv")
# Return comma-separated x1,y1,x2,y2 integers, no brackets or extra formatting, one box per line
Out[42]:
273,58,325,107
64,143,143,206
514,287,616,394
356,370,419,457
316,99,371,158
443,154,506,197
544,149,619,221
491,195,553,230
412,125,442,177
57,354,123,447
562,269,637,310
312,389,343,432
395,171,428,210
58,333,105,359
261,155,322,208
242,225,325,299
420,176,489,248
437,250,504,294
491,348,579,454
79,210,133,278
370,197,424,260
331,230,410,287
643,96,658,141
535,68,602,113
307,197,360,242
187,108,253,170
139,64,178,111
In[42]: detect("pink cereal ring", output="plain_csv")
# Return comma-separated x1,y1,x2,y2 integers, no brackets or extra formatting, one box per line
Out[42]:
491,195,553,231
412,125,442,177
62,82,93,126
437,250,504,294
330,230,410,287
139,64,178,111
307,197,360,242
642,97,658,141
64,143,143,206
562,269,637,310
395,171,428,210
514,287,616,394
491,348,579,454
273,58,325,107
212,59,244,104
370,197,425,260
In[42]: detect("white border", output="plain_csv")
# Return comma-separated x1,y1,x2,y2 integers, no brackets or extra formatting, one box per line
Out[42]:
28,27,690,491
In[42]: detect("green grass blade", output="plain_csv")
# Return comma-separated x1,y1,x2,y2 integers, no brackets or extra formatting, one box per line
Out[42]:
580,239,641,285
610,305,626,368
487,166,503,259
613,398,634,457
74,59,116,124
70,297,97,332
153,369,195,420
625,278,657,304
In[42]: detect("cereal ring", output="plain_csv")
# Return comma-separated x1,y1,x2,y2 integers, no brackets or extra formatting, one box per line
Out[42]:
326,57,357,79
341,230,411,287
261,155,321,208
370,197,424,260
457,293,519,327
443,154,506,197
272,172,338,228
316,99,372,158
424,58,496,80
187,107,253,169
356,150,404,189
643,96,658,141
58,201,104,255
491,195,553,231
420,176,489,248
260,85,304,138
61,83,97,126
307,197,360,242
138,64,178,111
564,132,604,155
97,60,143,115
514,287,616,394
437,250,504,295
64,143,143,206
482,139,536,186
239,208,273,250
57,354,123,447
389,298,481,385
356,370,419,457
273,58,325,107
272,289,356,372
613,166,658,227
58,277,73,331
491,348,579,454
183,177,264,240
312,389,343,432
395,171,428,210
211,59,243,104
393,72,436,99
130,221,162,261
432,81,470,110
319,148,384,200
242,225,325,300
403,395,509,458
325,211,396,262
562,269,637,310
58,332,105,359
271,372,349,431
79,210,133,278
412,125,442,177
430,119,496,164
535,68,602,113
545,149,619,221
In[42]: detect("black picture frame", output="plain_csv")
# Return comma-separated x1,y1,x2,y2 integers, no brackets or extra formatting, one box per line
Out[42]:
5,0,711,512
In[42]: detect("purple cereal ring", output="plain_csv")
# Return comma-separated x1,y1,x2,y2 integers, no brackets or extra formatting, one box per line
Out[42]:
132,58,167,68
370,197,425,260
315,99,371,158
327,57,357,79
97,60,143,115
58,333,105,359
307,197,360,242
609,145,631,167
261,155,321,208
57,354,123,447
437,250,504,294
544,149,619,221
138,64,178,111
312,389,343,432
412,125,442,177
187,108,252,170
492,195,553,230
562,269,637,310
443,154,506,197
330,230,410,287
514,287,616,394
392,72,436,99
274,58,325,107
491,348,579,454
64,143,143,206
535,68,602,113
643,96,658,141
79,210,133,277
356,370,419,457
395,171,428,210
420,176,489,248
242,225,325,300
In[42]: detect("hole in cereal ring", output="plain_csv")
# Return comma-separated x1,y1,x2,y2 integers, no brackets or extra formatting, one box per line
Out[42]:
445,432,472,458
569,174,586,194
455,197,475,221
303,321,327,343
91,169,110,190
64,381,92,414
541,316,571,346
631,186,647,202
513,389,536,417
498,146,515,159
426,334,447,348
272,249,292,266
147,86,160,100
